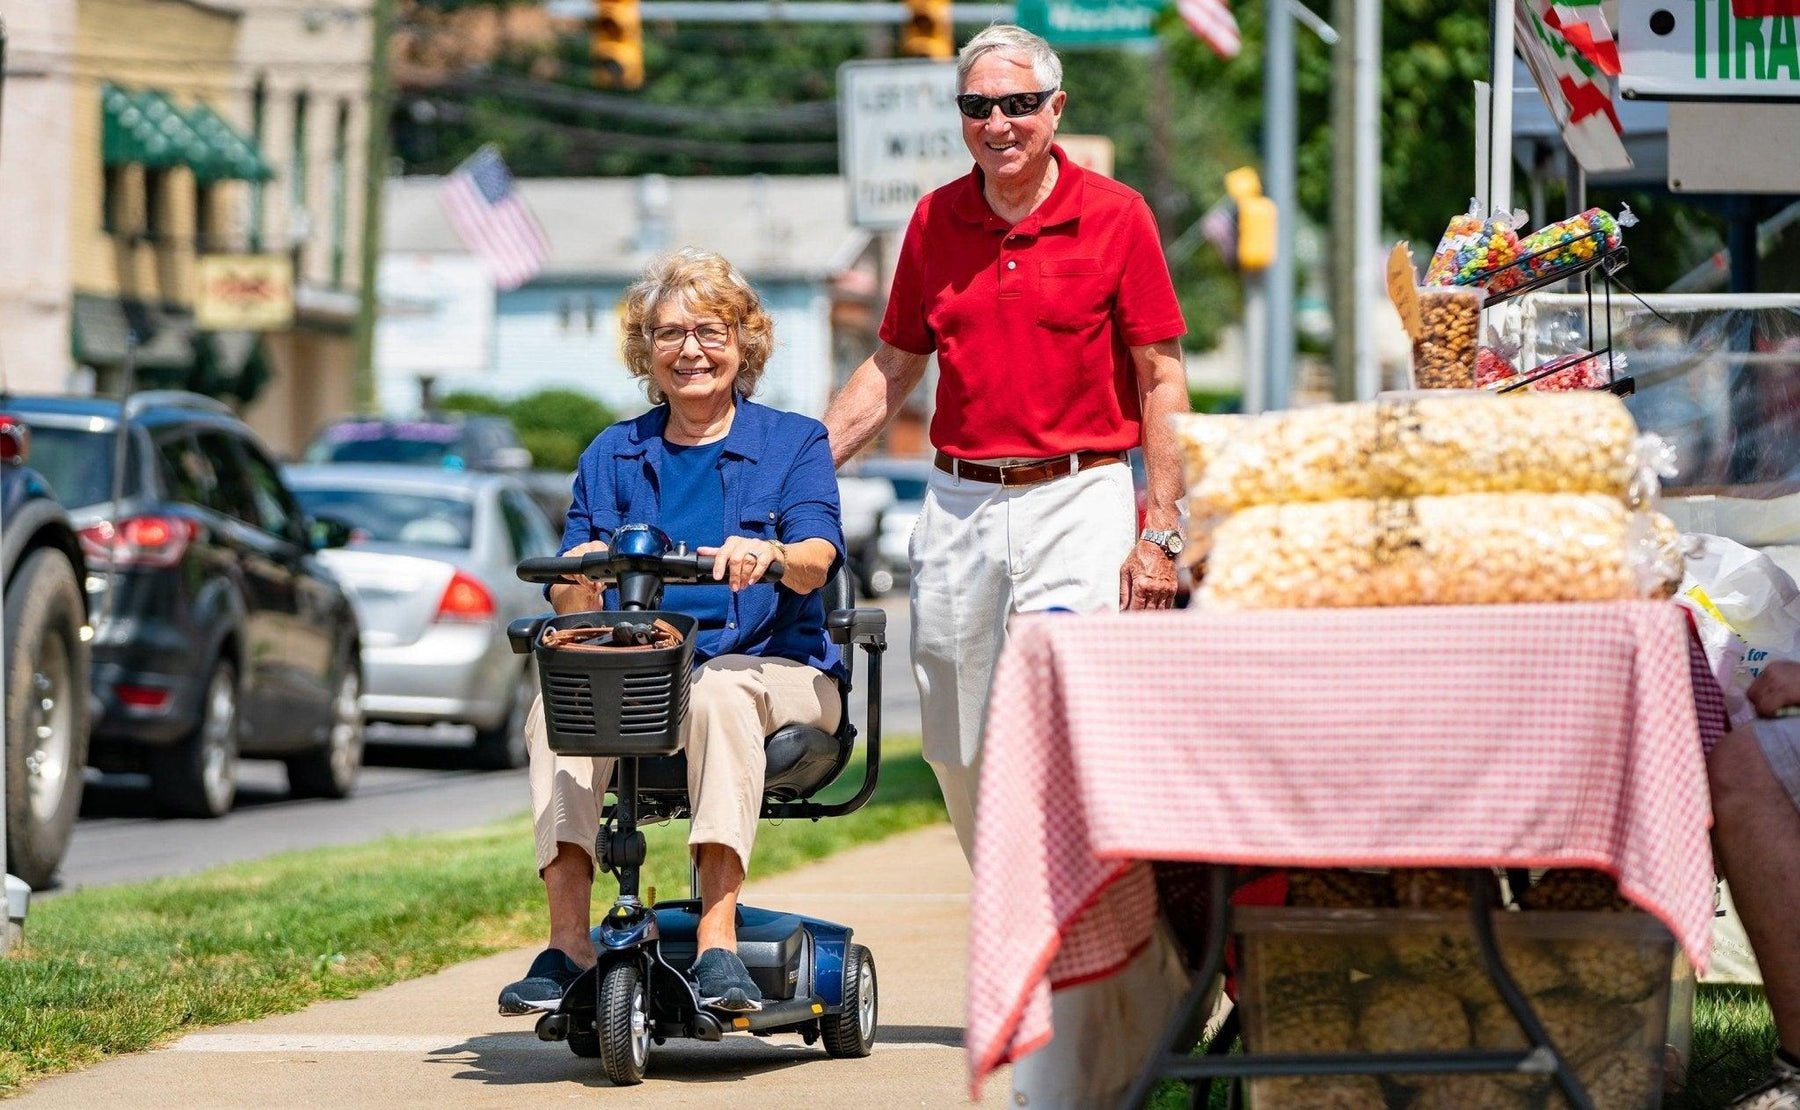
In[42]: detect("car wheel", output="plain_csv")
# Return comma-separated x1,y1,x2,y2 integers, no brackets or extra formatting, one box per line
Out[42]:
287,666,364,799
150,658,240,818
4,548,92,890
472,663,534,771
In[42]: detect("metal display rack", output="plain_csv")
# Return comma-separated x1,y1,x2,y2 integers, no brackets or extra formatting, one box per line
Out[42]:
1474,230,1635,397
1122,867,1601,1110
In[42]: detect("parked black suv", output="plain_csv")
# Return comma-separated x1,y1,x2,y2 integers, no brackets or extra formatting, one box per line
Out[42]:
1,392,364,818
1,414,90,887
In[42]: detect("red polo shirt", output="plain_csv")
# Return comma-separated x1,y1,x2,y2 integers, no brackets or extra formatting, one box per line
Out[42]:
879,145,1186,460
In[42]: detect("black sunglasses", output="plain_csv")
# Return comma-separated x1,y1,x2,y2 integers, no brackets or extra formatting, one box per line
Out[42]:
955,89,1057,120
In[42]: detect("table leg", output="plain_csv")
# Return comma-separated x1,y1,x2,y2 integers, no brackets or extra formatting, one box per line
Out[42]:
1122,865,1234,1110
1463,872,1596,1110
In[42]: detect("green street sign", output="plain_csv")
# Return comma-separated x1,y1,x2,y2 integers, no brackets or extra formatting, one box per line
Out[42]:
1015,0,1164,45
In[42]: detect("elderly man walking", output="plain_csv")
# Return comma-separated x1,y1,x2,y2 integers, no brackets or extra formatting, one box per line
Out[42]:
824,24,1192,1107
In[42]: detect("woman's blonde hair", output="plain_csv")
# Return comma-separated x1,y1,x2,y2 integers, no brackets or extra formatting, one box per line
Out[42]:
619,248,775,404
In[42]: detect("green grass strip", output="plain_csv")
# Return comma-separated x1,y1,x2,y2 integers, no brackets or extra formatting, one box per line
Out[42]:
0,736,944,1094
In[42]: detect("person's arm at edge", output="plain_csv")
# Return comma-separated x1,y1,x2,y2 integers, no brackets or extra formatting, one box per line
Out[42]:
823,342,931,468
1134,337,1188,537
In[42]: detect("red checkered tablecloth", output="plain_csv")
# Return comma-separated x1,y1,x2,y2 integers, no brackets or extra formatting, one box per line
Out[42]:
966,601,1723,1096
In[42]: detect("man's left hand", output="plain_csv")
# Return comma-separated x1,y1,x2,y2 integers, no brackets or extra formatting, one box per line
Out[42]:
1120,542,1178,610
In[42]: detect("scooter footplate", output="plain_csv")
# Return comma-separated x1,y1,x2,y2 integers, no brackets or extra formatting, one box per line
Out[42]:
708,996,827,1032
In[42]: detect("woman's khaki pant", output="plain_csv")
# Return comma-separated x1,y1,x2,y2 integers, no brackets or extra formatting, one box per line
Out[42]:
529,654,841,875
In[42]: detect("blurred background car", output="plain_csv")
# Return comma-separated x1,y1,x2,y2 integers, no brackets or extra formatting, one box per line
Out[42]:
283,465,559,770
0,412,91,888
302,413,533,473
848,456,931,596
1,392,364,818
835,473,896,598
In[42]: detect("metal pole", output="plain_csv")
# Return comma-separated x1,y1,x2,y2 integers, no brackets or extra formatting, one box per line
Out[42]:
352,0,397,413
1489,0,1516,211
1243,273,1269,413
1351,0,1381,399
0,12,15,955
1330,0,1355,400
1264,0,1296,410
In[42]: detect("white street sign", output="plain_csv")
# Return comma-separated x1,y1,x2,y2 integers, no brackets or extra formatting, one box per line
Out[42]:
1619,0,1800,99
838,60,970,231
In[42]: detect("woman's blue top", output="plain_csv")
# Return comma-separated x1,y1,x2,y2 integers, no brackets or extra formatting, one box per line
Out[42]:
558,399,845,680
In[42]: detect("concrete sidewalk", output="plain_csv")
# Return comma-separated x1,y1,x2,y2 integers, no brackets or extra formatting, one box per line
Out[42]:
17,824,1007,1109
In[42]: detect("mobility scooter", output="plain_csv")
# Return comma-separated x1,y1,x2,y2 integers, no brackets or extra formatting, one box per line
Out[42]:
508,523,888,1085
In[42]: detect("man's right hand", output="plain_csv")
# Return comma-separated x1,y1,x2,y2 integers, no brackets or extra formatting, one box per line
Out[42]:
1748,660,1800,718
548,540,609,615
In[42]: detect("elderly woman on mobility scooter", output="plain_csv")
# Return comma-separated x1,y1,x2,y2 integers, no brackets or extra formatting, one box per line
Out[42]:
498,248,845,1016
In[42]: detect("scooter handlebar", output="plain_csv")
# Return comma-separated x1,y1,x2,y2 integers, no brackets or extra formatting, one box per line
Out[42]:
514,551,785,586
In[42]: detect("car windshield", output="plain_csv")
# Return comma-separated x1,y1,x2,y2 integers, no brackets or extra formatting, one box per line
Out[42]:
306,423,463,467
18,424,140,508
291,487,475,549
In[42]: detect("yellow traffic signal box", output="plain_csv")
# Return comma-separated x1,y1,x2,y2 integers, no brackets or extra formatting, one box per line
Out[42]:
592,0,645,90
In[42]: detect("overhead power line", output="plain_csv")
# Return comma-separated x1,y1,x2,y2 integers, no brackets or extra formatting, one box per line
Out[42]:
431,71,838,133
427,98,837,162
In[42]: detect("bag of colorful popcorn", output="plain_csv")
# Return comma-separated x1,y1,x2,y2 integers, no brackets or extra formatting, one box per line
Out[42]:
1423,201,1527,291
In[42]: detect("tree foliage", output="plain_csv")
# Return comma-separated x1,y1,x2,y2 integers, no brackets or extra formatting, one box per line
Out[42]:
439,387,616,471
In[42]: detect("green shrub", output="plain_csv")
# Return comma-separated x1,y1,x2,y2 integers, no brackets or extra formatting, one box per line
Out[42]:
437,388,616,472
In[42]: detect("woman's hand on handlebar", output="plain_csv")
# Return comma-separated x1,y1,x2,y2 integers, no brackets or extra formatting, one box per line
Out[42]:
548,539,609,615
700,536,782,593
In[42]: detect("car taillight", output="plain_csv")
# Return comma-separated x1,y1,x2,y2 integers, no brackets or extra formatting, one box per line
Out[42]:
115,684,173,711
436,570,495,622
78,515,198,569
0,416,27,465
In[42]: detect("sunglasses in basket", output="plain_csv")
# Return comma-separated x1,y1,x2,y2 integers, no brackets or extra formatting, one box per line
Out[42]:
955,89,1058,120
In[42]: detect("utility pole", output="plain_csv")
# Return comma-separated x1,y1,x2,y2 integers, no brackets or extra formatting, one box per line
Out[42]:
352,0,397,413
1263,0,1295,411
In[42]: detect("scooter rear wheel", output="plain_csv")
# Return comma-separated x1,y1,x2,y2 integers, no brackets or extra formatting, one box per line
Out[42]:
598,962,650,1084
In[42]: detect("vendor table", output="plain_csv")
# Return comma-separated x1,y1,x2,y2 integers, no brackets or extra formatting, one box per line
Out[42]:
966,601,1727,1106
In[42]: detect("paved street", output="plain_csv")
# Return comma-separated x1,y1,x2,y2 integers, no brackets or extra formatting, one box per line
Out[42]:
18,824,1006,1110
54,597,919,893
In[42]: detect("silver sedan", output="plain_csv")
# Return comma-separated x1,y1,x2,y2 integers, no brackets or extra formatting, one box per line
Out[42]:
284,464,562,768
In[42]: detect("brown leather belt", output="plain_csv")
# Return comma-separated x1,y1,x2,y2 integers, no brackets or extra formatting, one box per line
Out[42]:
933,449,1126,487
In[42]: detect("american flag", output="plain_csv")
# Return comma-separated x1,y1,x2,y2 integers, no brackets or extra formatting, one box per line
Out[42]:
1178,0,1241,58
439,145,551,291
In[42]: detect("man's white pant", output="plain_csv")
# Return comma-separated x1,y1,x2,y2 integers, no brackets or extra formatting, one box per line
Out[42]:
909,460,1188,1108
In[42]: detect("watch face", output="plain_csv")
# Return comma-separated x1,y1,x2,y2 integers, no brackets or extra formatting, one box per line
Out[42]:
1165,531,1185,555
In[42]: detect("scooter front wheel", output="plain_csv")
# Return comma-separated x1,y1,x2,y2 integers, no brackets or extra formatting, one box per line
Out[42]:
598,962,650,1084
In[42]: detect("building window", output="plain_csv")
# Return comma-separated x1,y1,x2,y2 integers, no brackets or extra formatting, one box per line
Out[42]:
290,91,310,268
584,296,598,334
249,77,266,251
330,100,349,287
144,168,169,244
102,165,126,236
558,297,574,331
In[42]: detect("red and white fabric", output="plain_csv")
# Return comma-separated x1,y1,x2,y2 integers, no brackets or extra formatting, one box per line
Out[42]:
1177,0,1241,59
966,601,1723,1097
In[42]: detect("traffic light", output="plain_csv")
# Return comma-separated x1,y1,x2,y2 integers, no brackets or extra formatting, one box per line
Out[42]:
901,0,954,59
1220,166,1276,273
591,0,644,90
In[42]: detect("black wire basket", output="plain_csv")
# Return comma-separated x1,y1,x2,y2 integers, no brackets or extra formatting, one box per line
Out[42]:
531,611,698,757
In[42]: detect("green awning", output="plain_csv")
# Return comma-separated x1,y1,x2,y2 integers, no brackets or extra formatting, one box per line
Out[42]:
102,85,211,171
184,102,274,183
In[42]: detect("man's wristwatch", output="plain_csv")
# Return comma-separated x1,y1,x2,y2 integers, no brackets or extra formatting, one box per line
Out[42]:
1140,528,1184,558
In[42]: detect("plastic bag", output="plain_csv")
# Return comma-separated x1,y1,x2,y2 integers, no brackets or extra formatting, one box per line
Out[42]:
1424,200,1527,290
1672,533,1800,727
1197,493,1683,610
1484,350,1623,393
1413,287,1484,389
1175,392,1648,517
1514,206,1636,281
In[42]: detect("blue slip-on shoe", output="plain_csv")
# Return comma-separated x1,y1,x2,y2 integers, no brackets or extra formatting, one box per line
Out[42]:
497,948,586,1015
692,947,763,1012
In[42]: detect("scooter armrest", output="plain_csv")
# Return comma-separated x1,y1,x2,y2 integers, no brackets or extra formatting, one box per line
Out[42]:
508,614,549,655
826,607,887,646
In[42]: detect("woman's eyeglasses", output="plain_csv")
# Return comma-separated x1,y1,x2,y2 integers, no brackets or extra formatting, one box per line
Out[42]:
955,89,1057,120
649,323,732,351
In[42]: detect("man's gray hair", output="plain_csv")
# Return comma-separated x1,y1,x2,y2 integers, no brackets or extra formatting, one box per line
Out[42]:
956,24,1063,92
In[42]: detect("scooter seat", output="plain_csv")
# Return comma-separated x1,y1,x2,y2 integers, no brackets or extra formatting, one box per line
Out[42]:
629,724,851,806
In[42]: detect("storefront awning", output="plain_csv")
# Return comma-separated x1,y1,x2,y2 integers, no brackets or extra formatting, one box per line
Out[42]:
102,85,210,170
185,103,275,183
101,85,273,183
